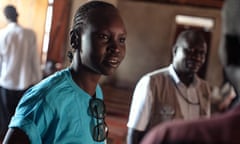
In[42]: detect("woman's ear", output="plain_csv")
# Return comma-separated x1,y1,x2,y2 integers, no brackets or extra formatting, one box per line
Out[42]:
70,30,80,50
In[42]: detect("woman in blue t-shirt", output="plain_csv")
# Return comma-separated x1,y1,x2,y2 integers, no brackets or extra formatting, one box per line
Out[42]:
3,1,127,144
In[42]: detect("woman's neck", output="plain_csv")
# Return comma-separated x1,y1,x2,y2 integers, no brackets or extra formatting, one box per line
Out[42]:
70,66,101,96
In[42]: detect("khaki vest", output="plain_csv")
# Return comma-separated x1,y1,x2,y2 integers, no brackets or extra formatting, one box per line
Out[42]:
146,71,210,131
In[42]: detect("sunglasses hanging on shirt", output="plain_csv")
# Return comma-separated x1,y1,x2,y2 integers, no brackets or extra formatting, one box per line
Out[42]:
89,96,108,142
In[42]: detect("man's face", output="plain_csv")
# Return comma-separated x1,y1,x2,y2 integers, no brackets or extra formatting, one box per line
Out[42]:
79,8,127,76
173,39,207,74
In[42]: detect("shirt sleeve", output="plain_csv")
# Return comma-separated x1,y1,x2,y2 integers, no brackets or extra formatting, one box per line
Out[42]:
127,75,153,131
9,116,42,144
8,89,54,144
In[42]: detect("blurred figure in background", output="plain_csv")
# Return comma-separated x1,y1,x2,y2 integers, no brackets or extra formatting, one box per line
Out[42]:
0,5,42,141
211,76,237,113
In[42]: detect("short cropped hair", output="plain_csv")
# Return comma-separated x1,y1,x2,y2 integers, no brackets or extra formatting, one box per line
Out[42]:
4,5,18,22
174,30,206,50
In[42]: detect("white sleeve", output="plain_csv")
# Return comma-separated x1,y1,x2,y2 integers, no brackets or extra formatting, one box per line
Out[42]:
127,75,153,131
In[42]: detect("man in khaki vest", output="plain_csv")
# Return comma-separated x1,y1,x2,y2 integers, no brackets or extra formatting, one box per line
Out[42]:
140,0,240,143
127,30,212,144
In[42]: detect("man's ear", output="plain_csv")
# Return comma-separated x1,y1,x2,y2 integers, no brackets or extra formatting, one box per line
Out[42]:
70,30,80,50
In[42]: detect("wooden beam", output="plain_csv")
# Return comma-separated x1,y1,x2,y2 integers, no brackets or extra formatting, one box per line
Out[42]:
129,0,224,9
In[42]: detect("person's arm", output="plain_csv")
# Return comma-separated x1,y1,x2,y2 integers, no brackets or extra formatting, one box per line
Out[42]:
127,128,146,144
3,128,30,144
127,76,152,144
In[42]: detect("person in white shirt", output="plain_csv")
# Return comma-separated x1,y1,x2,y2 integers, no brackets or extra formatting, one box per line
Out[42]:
0,5,42,140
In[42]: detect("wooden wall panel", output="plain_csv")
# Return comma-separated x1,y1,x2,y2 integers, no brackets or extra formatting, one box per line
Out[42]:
47,0,72,64
129,0,224,9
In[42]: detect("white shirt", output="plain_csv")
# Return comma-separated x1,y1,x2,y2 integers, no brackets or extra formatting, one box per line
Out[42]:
127,65,205,131
0,23,42,90
170,65,200,120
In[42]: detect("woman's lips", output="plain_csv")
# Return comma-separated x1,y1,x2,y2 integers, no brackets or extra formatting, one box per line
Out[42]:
104,57,120,68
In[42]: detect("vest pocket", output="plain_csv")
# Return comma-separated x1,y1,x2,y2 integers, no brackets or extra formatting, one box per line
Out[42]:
159,104,175,122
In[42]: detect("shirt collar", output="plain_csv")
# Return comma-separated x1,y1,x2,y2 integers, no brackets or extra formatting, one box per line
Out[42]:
169,64,199,86
169,64,180,84
7,22,18,28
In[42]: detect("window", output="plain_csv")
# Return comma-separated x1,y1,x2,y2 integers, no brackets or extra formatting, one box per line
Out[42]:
42,0,54,64
175,15,214,31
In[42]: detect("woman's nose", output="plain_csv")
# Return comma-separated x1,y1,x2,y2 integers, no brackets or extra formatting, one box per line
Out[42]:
108,41,120,53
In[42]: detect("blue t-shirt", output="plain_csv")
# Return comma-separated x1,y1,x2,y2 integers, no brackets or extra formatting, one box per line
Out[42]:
9,68,106,144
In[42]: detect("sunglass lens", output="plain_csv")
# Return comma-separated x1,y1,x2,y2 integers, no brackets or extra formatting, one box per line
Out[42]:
93,123,108,142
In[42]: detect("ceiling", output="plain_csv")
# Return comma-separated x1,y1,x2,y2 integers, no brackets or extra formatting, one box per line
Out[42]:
130,0,225,9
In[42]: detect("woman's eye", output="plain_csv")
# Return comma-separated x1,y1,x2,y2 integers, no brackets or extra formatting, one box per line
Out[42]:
98,34,110,42
119,37,126,44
